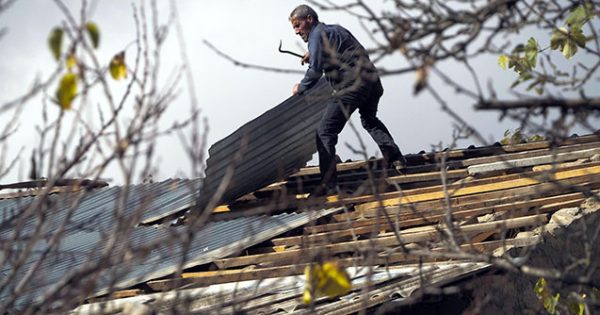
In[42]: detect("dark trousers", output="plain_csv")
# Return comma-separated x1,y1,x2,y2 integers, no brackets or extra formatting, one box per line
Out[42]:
317,79,402,188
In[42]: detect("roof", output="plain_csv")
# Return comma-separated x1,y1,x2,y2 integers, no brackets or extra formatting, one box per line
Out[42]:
0,178,338,309
2,124,600,312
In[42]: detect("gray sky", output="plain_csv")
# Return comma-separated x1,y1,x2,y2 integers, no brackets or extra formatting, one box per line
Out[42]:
1,0,597,184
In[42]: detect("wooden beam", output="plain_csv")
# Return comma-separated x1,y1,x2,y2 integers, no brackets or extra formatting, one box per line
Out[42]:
213,215,547,270
467,148,600,175
459,141,600,167
147,264,310,291
470,231,496,244
148,235,542,292
86,289,144,303
342,176,600,221
272,197,583,247
386,169,468,185
352,165,600,213
332,162,600,215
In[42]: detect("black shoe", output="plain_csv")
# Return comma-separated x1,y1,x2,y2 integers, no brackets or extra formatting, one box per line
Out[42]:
392,160,407,175
310,185,338,197
389,154,408,175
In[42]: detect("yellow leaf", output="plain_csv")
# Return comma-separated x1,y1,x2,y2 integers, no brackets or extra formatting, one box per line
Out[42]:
109,51,127,80
534,277,548,298
498,55,509,70
562,41,577,59
85,22,100,49
55,73,77,110
304,261,351,304
566,292,586,315
66,54,77,71
48,27,64,61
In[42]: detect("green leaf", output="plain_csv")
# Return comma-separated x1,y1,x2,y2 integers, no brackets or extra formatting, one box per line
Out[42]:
534,278,548,297
563,41,578,59
498,55,509,70
48,27,64,61
511,72,532,88
512,44,525,53
525,37,538,68
571,27,587,47
551,27,585,59
551,28,568,50
85,22,100,49
566,3,594,28
543,293,560,314
566,292,586,315
55,73,77,110
528,134,545,142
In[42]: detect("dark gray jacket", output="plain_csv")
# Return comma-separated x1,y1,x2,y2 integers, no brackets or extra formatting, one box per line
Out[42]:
297,22,379,95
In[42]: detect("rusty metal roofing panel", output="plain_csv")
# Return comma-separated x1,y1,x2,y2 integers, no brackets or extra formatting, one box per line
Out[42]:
0,178,339,308
198,78,332,208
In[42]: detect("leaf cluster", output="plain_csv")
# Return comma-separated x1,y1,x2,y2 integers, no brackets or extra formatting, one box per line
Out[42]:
550,3,594,60
534,278,599,315
48,21,127,111
499,128,544,145
499,37,540,92
498,3,596,94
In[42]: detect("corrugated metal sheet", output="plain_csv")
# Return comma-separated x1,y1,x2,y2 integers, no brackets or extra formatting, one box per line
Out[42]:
0,178,339,308
198,78,332,208
0,178,201,226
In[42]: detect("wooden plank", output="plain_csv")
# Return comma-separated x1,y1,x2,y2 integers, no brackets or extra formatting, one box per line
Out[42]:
212,161,598,219
149,235,542,292
358,184,598,219
532,160,588,172
86,289,144,303
386,169,469,185
213,215,547,270
334,177,598,222
272,197,583,247
343,161,598,219
147,264,310,291
354,192,588,234
334,162,600,214
459,141,600,167
467,148,600,175
352,165,600,212
470,231,496,244
291,160,369,177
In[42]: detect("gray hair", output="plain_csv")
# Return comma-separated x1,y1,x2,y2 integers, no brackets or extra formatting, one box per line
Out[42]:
289,5,319,21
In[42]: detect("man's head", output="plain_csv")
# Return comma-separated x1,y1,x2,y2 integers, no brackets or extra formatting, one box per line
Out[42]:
290,5,319,43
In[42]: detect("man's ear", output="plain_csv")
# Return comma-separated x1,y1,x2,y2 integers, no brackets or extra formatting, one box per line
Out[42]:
307,15,314,24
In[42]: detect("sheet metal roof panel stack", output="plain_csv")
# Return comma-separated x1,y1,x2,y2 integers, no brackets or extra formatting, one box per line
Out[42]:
199,78,332,208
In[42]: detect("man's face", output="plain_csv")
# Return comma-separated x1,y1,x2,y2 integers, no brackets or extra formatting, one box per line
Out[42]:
291,16,314,43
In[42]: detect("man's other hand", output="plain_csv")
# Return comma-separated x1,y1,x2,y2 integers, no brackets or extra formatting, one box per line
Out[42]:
301,52,310,65
292,83,300,95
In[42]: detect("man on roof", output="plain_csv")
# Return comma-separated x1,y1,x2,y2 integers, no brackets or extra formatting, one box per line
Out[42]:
290,4,407,195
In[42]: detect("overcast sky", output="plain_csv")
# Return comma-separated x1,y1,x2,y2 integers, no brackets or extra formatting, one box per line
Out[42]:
1,0,598,184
